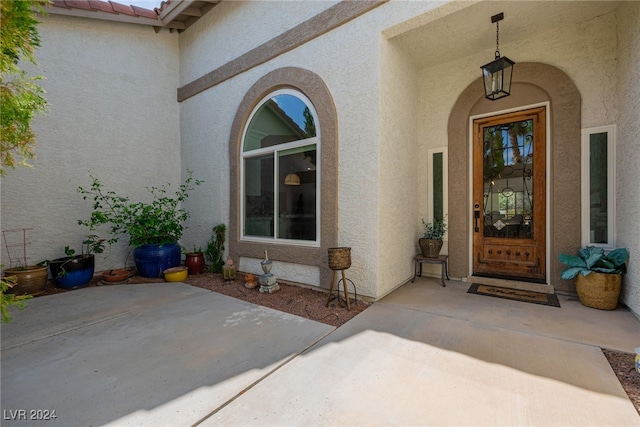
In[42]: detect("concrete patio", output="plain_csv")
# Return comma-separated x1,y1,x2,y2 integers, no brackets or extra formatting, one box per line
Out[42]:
1,278,639,426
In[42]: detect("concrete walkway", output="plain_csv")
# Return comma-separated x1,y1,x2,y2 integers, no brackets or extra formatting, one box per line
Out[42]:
1,279,639,426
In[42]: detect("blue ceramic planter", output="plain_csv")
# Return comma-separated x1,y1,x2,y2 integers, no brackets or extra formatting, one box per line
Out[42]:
133,243,181,278
49,255,95,289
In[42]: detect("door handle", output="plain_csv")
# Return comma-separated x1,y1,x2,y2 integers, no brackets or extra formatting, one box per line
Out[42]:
474,210,480,232
474,203,480,232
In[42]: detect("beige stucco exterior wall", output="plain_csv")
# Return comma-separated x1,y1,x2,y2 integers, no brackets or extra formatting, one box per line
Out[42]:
615,1,640,318
178,1,636,302
378,37,421,296
178,1,442,298
0,14,180,272
420,10,619,154
416,10,620,285
178,1,337,85
0,0,634,307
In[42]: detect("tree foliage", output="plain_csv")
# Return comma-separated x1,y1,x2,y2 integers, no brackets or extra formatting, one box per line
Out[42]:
1,0,50,176
1,273,32,324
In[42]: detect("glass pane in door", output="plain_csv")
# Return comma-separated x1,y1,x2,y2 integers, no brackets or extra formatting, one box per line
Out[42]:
482,119,534,239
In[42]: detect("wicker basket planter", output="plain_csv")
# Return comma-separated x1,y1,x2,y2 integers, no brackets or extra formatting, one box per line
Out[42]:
328,247,351,270
575,272,621,310
418,238,443,258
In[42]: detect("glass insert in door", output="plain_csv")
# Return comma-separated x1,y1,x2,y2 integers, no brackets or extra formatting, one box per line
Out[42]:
483,119,534,239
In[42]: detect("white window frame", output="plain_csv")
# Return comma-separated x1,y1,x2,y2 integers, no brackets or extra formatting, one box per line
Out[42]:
240,88,321,247
427,147,448,239
581,125,616,249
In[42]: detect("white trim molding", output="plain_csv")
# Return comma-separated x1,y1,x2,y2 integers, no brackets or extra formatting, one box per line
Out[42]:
581,124,616,249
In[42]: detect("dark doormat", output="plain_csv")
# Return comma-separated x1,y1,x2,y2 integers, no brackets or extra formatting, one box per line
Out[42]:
467,283,561,307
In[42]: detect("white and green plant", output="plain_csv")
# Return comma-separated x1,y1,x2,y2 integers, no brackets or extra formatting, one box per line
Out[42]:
421,217,448,240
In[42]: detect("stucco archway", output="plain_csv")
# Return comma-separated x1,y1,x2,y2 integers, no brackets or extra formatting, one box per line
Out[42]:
447,63,581,292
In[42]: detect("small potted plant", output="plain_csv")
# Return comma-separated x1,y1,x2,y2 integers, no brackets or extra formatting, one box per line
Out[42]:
558,246,629,310
46,235,106,289
2,229,49,295
419,217,448,258
2,262,48,296
77,170,202,278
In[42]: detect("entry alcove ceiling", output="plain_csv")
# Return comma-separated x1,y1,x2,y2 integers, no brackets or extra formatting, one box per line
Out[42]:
388,1,622,70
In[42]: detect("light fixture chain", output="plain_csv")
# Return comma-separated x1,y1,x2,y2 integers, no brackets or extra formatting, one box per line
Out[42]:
495,20,500,58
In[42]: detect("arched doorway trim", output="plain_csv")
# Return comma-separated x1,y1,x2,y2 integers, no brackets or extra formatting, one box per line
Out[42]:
228,67,338,288
447,62,581,291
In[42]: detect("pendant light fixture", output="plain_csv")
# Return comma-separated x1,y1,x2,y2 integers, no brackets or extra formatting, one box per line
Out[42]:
284,172,300,186
481,13,515,101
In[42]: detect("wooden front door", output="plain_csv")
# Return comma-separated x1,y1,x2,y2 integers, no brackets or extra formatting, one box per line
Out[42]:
472,107,546,282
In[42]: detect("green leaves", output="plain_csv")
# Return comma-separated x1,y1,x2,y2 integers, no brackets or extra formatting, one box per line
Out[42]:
77,171,202,247
205,224,226,273
1,272,32,323
0,0,51,176
558,246,629,279
422,217,448,240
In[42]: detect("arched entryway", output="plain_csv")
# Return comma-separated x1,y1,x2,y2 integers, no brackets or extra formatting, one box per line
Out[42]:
447,63,581,292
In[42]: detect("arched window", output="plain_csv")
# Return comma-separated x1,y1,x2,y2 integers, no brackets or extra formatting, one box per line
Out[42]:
241,89,320,245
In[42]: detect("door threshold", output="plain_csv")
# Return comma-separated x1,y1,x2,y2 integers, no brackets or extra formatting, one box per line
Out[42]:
467,276,555,294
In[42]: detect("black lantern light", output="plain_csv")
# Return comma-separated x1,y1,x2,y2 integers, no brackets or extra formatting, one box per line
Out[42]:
481,13,515,101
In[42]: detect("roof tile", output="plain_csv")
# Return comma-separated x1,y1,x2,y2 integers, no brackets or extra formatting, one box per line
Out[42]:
156,0,173,13
51,0,72,9
65,1,93,11
109,1,136,16
52,0,159,18
131,5,158,19
88,0,117,14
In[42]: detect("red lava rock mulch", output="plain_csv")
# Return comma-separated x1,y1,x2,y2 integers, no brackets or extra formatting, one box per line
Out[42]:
181,272,369,327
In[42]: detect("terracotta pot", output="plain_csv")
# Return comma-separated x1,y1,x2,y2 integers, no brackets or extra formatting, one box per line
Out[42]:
418,239,443,258
575,272,621,310
102,269,130,282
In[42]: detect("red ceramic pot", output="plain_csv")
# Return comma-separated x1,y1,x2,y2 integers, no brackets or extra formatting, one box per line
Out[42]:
185,252,205,275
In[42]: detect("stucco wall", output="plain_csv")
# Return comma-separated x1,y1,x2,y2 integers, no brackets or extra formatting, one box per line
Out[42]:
0,14,180,272
178,1,442,298
179,13,381,297
378,38,421,295
178,1,635,300
420,10,619,154
178,1,337,85
416,9,621,285
615,1,640,318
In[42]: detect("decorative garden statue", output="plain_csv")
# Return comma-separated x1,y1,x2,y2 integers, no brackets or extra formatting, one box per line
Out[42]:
223,256,236,282
259,250,280,293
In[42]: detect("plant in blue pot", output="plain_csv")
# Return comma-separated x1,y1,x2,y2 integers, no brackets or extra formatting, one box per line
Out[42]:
45,235,105,289
77,171,203,278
